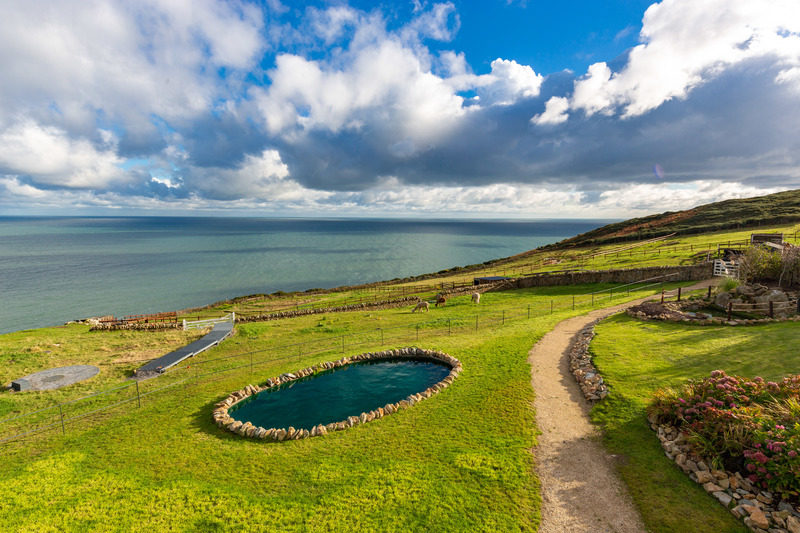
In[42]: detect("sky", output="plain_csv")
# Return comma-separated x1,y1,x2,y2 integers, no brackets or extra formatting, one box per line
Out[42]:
1,0,799,219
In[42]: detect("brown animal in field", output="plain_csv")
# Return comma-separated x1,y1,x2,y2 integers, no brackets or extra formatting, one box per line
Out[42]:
412,301,430,313
471,292,481,304
435,294,447,307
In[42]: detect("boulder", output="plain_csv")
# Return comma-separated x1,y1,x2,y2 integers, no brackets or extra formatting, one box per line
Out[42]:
715,292,733,308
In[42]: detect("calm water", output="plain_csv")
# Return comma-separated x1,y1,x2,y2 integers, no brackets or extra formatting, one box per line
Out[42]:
229,358,452,430
0,217,608,334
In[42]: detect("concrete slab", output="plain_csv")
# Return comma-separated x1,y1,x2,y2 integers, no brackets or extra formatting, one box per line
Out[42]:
13,365,100,391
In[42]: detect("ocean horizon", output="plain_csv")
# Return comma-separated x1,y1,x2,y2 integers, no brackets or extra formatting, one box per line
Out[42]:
0,216,613,334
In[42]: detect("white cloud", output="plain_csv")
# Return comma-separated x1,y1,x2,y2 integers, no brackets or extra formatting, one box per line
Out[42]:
473,59,544,106
186,149,328,202
256,14,466,147
0,0,265,132
401,2,459,42
595,181,787,212
532,96,570,125
567,0,800,119
0,121,127,188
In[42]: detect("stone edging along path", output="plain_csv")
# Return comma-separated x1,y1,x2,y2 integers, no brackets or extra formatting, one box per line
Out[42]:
212,347,461,441
570,305,800,532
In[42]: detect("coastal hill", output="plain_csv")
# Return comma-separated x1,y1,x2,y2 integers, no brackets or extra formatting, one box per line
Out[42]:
546,188,800,249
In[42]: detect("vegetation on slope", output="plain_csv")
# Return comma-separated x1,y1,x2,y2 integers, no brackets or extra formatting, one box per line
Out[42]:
549,189,800,248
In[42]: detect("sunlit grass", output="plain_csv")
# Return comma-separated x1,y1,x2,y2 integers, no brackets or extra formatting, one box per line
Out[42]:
589,314,800,532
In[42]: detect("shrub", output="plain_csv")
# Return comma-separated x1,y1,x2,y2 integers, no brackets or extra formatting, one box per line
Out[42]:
720,277,740,292
649,371,800,495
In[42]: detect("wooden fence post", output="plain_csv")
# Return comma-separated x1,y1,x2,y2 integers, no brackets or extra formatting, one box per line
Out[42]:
769,301,774,319
727,303,732,320
677,287,681,301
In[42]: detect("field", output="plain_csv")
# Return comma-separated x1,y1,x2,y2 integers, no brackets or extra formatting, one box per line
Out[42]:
3,212,800,531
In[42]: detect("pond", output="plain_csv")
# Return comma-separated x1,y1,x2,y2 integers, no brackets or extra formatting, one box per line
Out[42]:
228,357,452,431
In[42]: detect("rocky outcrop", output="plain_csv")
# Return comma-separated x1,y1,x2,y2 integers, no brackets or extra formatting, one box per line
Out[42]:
213,347,462,441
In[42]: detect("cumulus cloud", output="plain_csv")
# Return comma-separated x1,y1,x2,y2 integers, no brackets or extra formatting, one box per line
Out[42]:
0,0,799,219
0,121,127,188
184,149,324,202
564,0,800,119
532,96,570,125
0,0,264,133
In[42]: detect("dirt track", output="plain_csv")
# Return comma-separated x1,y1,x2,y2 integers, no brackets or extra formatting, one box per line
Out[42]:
529,279,718,532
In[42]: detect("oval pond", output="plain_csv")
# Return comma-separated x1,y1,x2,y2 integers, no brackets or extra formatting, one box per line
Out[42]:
229,357,451,431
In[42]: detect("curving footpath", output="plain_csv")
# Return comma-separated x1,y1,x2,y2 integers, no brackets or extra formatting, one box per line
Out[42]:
529,279,718,532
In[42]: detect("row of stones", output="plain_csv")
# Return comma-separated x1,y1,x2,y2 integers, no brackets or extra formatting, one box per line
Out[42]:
212,347,462,441
627,299,800,326
88,322,182,332
652,418,800,532
568,322,609,402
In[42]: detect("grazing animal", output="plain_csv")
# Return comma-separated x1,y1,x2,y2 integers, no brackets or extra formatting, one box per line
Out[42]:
412,301,429,313
435,294,447,307
471,292,481,304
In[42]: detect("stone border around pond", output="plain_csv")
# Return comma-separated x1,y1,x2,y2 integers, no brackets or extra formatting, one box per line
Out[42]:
212,347,461,441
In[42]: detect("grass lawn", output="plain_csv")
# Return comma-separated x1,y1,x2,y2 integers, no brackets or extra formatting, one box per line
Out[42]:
590,314,800,533
5,215,798,531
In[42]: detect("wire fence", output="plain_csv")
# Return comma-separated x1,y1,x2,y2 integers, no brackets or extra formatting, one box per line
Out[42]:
0,275,690,446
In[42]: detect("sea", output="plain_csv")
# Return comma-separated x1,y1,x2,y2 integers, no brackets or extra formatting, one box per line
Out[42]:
0,217,610,335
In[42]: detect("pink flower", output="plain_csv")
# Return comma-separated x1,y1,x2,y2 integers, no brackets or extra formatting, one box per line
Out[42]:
753,451,769,464
789,450,797,458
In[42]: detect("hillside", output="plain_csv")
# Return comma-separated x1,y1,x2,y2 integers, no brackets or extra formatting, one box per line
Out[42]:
547,188,800,248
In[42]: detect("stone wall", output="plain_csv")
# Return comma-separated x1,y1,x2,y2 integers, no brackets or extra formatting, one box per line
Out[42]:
212,347,462,441
507,263,713,289
89,322,182,332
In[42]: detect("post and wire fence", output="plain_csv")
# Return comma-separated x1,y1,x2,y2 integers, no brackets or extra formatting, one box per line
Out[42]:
0,274,689,445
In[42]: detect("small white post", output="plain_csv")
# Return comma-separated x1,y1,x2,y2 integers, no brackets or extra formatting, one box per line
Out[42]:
182,319,187,331
231,312,235,324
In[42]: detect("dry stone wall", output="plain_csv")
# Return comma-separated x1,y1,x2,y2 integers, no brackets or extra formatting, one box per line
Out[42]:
89,322,182,332
511,263,713,289
213,347,461,441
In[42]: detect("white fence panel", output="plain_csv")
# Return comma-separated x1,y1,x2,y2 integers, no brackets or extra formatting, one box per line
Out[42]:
183,313,235,331
713,259,739,278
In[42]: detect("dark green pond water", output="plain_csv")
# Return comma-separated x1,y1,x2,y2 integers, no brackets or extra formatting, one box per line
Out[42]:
229,358,451,430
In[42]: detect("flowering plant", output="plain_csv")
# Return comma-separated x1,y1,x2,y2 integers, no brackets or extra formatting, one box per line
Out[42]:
649,371,800,494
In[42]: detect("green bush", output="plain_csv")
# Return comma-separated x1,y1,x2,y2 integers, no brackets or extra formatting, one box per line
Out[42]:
720,277,740,292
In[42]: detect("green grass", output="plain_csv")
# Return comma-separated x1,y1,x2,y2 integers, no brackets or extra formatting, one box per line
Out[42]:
6,212,800,531
0,282,690,532
589,314,800,532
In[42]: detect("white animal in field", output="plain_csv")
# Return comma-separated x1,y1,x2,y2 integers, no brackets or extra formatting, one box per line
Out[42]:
412,301,430,313
472,292,481,304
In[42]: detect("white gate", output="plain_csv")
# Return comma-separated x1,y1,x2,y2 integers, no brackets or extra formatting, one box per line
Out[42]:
183,313,235,330
713,259,739,278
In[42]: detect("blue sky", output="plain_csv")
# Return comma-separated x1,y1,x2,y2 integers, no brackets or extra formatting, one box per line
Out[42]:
1,0,799,218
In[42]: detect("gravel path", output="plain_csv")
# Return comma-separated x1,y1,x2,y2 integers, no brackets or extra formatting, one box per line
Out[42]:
529,280,718,532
